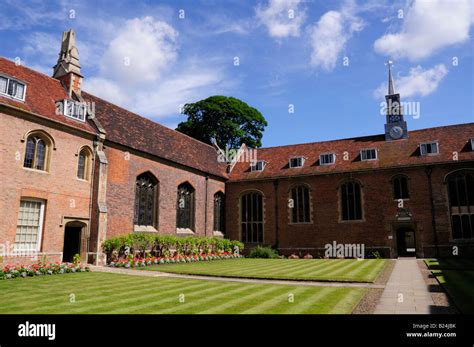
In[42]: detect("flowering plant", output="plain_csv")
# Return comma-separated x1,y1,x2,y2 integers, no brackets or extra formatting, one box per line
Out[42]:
0,261,90,280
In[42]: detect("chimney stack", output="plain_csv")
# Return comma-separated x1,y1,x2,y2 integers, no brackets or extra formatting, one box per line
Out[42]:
52,29,83,96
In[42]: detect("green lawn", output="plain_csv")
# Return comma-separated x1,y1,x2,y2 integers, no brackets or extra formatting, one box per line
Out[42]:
137,258,387,283
0,272,365,314
425,258,474,314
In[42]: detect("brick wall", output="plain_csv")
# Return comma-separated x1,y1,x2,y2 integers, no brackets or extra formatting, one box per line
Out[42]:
226,163,474,258
102,143,226,239
0,112,95,264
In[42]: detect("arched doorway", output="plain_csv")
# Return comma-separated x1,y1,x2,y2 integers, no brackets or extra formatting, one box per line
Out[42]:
396,227,416,257
63,221,85,263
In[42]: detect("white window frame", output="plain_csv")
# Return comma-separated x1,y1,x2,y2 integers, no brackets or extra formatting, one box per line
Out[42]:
63,99,87,122
360,148,378,161
15,199,45,253
320,152,336,165
0,74,26,101
289,156,305,168
250,160,266,172
420,141,439,156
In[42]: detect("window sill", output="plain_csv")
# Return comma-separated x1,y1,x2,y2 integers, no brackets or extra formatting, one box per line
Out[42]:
176,228,194,235
134,225,158,233
23,167,49,174
76,178,90,183
338,219,365,223
213,231,224,237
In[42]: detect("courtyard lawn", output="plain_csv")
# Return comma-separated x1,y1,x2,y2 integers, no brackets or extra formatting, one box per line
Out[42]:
137,258,388,283
425,258,474,314
0,272,365,314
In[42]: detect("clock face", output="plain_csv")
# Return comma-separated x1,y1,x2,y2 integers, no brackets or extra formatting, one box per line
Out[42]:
389,126,404,139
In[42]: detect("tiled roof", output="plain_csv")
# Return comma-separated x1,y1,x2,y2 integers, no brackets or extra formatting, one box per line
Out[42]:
229,123,474,181
82,92,228,178
0,57,96,134
0,56,227,178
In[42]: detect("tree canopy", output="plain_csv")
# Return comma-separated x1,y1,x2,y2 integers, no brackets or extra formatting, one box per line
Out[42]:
176,96,267,149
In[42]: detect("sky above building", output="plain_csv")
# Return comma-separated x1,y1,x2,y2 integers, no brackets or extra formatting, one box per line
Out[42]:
0,0,472,147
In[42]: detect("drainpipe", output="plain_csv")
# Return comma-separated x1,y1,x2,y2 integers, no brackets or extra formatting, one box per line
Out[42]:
86,136,99,263
273,179,280,250
425,167,439,257
204,175,209,237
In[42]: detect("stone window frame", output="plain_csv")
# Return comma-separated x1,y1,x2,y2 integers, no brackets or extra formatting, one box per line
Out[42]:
76,145,93,181
213,190,225,234
21,129,55,173
287,182,313,225
176,181,196,233
133,171,159,231
239,189,265,244
338,178,365,223
391,174,410,200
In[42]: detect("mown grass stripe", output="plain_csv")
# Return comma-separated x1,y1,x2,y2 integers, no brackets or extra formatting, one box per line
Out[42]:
240,286,309,314
67,280,201,314
24,279,187,314
198,285,282,314
275,287,334,314
328,288,366,314
112,282,238,314
158,283,260,314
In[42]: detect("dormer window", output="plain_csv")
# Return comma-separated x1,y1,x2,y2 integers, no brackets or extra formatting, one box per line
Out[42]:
63,99,86,122
250,160,266,172
361,148,378,161
420,141,438,156
320,153,335,165
289,157,305,168
0,75,26,101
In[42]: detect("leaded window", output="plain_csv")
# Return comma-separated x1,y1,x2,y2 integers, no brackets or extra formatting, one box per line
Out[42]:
393,175,410,200
23,135,48,171
77,148,91,180
213,192,225,232
290,185,311,223
134,173,158,227
341,181,362,221
241,192,263,243
447,171,474,240
177,182,195,230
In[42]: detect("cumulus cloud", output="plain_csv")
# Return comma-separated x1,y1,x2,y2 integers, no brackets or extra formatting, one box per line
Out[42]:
84,16,234,118
256,0,306,38
373,64,448,98
99,16,178,83
374,0,474,61
309,2,364,71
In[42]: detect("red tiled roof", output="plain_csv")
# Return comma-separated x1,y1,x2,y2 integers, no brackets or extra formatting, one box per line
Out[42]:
0,56,227,178
82,92,228,178
229,123,474,181
0,57,96,134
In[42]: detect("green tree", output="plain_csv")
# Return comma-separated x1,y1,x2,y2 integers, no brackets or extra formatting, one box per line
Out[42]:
176,96,267,149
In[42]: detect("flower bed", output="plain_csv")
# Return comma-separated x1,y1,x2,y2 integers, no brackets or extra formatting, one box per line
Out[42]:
0,262,91,280
109,252,243,268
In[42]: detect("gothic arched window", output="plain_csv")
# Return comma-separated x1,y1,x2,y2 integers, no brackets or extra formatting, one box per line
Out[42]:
77,147,92,180
241,191,264,243
177,182,195,230
213,192,225,232
290,185,311,223
447,171,474,240
134,173,159,227
392,175,410,200
23,133,51,171
340,181,363,221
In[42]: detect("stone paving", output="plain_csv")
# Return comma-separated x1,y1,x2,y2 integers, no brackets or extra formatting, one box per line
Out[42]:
374,258,435,314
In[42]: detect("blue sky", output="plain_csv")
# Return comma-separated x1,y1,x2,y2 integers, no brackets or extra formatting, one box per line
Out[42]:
0,0,473,147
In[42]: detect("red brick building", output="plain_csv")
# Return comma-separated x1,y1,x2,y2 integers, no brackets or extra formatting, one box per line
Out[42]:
0,30,472,265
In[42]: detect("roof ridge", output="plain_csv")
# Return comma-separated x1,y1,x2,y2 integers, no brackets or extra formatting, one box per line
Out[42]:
81,91,219,151
259,122,474,150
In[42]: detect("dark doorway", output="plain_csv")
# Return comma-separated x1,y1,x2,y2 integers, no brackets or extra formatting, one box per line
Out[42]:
397,228,416,257
63,225,82,263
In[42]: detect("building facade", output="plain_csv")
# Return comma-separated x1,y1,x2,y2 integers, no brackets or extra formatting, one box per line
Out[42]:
0,30,473,265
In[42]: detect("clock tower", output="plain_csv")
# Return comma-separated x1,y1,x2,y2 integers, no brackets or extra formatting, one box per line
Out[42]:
384,61,408,141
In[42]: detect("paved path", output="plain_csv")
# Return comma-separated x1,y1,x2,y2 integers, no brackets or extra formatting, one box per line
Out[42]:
90,265,384,289
374,258,435,314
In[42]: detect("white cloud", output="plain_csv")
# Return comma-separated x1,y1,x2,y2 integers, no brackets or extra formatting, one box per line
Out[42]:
256,0,306,38
99,16,178,84
374,0,474,61
84,16,235,118
309,2,364,71
373,64,448,98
